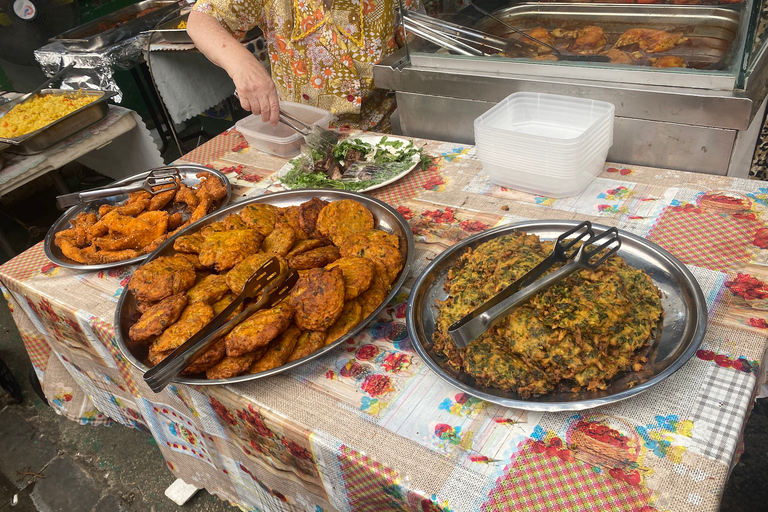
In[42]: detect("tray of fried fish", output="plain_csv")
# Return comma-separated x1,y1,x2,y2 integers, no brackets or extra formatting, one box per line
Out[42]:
114,189,414,386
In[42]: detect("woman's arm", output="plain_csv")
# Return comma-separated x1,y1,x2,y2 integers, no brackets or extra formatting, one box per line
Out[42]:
187,10,280,125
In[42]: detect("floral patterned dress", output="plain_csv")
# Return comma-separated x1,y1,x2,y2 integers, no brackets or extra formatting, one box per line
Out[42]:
194,0,422,131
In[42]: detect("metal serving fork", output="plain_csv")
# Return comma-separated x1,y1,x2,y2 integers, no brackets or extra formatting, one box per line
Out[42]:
448,221,621,349
143,257,299,392
55,168,181,210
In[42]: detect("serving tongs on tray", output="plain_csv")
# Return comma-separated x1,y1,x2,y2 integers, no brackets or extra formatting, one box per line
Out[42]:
144,256,300,392
448,221,621,349
55,167,181,209
279,107,339,153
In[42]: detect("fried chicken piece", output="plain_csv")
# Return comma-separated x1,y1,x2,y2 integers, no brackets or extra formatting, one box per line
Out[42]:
568,26,607,55
94,211,168,251
298,198,330,239
112,191,151,216
357,266,389,318
614,28,688,53
249,325,301,373
187,274,231,305
239,204,278,237
174,233,204,254
287,331,326,362
55,226,88,248
225,302,294,357
552,28,577,39
326,257,375,300
339,239,403,285
85,248,141,264
128,254,197,302
149,301,214,355
195,173,228,201
181,339,226,375
198,229,264,272
149,187,177,211
651,55,687,68
276,206,309,240
316,200,374,245
325,299,362,345
601,48,635,64
168,212,184,231
525,27,555,54
71,211,99,228
225,253,287,294
287,245,340,270
206,349,265,380
57,238,94,264
189,191,213,224
174,182,200,211
261,222,296,256
290,267,345,331
339,229,399,252
129,293,188,342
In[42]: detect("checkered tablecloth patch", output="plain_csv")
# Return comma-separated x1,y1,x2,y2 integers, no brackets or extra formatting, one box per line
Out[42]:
688,364,755,464
0,242,49,291
19,330,52,370
370,157,442,206
89,316,140,397
177,129,244,165
338,445,409,512
648,207,759,272
482,439,652,512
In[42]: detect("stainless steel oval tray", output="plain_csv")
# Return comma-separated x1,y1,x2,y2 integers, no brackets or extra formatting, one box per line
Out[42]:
115,189,415,386
406,220,708,412
43,164,231,271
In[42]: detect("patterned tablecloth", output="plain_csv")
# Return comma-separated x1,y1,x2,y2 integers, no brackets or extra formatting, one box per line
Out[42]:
2,126,767,512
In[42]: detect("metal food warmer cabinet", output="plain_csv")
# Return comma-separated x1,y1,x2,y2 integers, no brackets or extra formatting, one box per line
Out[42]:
374,0,768,176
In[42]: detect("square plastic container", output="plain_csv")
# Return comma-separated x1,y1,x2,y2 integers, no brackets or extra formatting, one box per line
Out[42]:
235,101,333,158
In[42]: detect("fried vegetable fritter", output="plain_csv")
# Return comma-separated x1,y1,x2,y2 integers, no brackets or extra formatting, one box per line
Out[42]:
298,198,329,239
186,274,230,305
261,222,296,256
325,299,362,345
129,254,196,302
326,256,375,300
287,245,340,270
198,229,263,271
357,266,389,319
225,253,287,294
249,325,301,373
433,232,663,397
340,239,402,285
174,233,204,254
277,205,309,240
339,229,399,252
129,293,188,342
212,293,244,320
316,199,374,245
287,331,326,362
206,350,266,380
239,204,278,236
181,339,226,375
149,301,214,355
290,267,345,331
225,302,294,357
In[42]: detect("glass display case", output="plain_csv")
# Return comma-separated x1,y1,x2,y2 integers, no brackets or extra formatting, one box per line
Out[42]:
374,0,768,176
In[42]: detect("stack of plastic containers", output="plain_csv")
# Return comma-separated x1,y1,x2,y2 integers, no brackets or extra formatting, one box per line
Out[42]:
474,92,615,198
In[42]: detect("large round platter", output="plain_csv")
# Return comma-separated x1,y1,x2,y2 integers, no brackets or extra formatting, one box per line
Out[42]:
406,220,708,412
277,135,421,193
44,164,231,271
115,189,415,386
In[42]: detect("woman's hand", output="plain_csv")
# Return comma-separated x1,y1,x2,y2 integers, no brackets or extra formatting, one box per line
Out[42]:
231,57,280,126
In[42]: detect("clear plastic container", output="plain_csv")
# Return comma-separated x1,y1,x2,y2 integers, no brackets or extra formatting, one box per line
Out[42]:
235,101,333,158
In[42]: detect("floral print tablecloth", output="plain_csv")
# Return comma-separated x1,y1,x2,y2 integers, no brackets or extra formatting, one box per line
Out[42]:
2,126,767,512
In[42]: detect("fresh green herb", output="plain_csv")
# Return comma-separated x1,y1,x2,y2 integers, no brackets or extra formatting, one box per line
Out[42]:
331,138,372,160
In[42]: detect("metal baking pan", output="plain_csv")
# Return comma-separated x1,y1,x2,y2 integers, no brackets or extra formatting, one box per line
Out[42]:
51,0,180,51
44,165,231,271
153,12,192,44
115,189,415,386
468,3,742,69
0,89,117,155
406,220,708,412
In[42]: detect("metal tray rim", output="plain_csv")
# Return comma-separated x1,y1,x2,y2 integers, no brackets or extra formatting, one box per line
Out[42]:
405,220,708,412
114,188,416,387
43,165,232,272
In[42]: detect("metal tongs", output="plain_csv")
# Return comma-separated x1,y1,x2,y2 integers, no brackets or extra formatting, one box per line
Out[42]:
55,167,181,210
144,256,299,392
448,222,621,349
0,63,76,116
279,107,339,153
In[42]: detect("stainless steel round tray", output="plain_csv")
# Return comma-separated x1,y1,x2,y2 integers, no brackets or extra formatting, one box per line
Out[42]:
406,220,708,412
43,165,231,271
115,189,415,386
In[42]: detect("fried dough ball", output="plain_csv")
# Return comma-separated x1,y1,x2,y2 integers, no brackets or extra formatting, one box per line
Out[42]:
287,331,326,362
249,325,301,373
290,267,345,331
149,301,214,355
181,339,226,375
339,239,403,285
325,299,362,345
129,293,188,342
339,229,400,252
277,205,309,240
287,245,340,270
316,199,374,245
326,257,375,300
358,267,389,318
187,274,230,305
198,229,263,272
239,204,278,236
206,349,266,379
298,198,329,239
129,254,196,302
225,302,294,357
174,233,204,254
225,253,288,294
261,222,296,256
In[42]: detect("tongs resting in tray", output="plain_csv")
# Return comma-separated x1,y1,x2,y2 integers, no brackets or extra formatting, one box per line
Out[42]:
55,167,181,210
144,256,299,392
448,221,621,349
